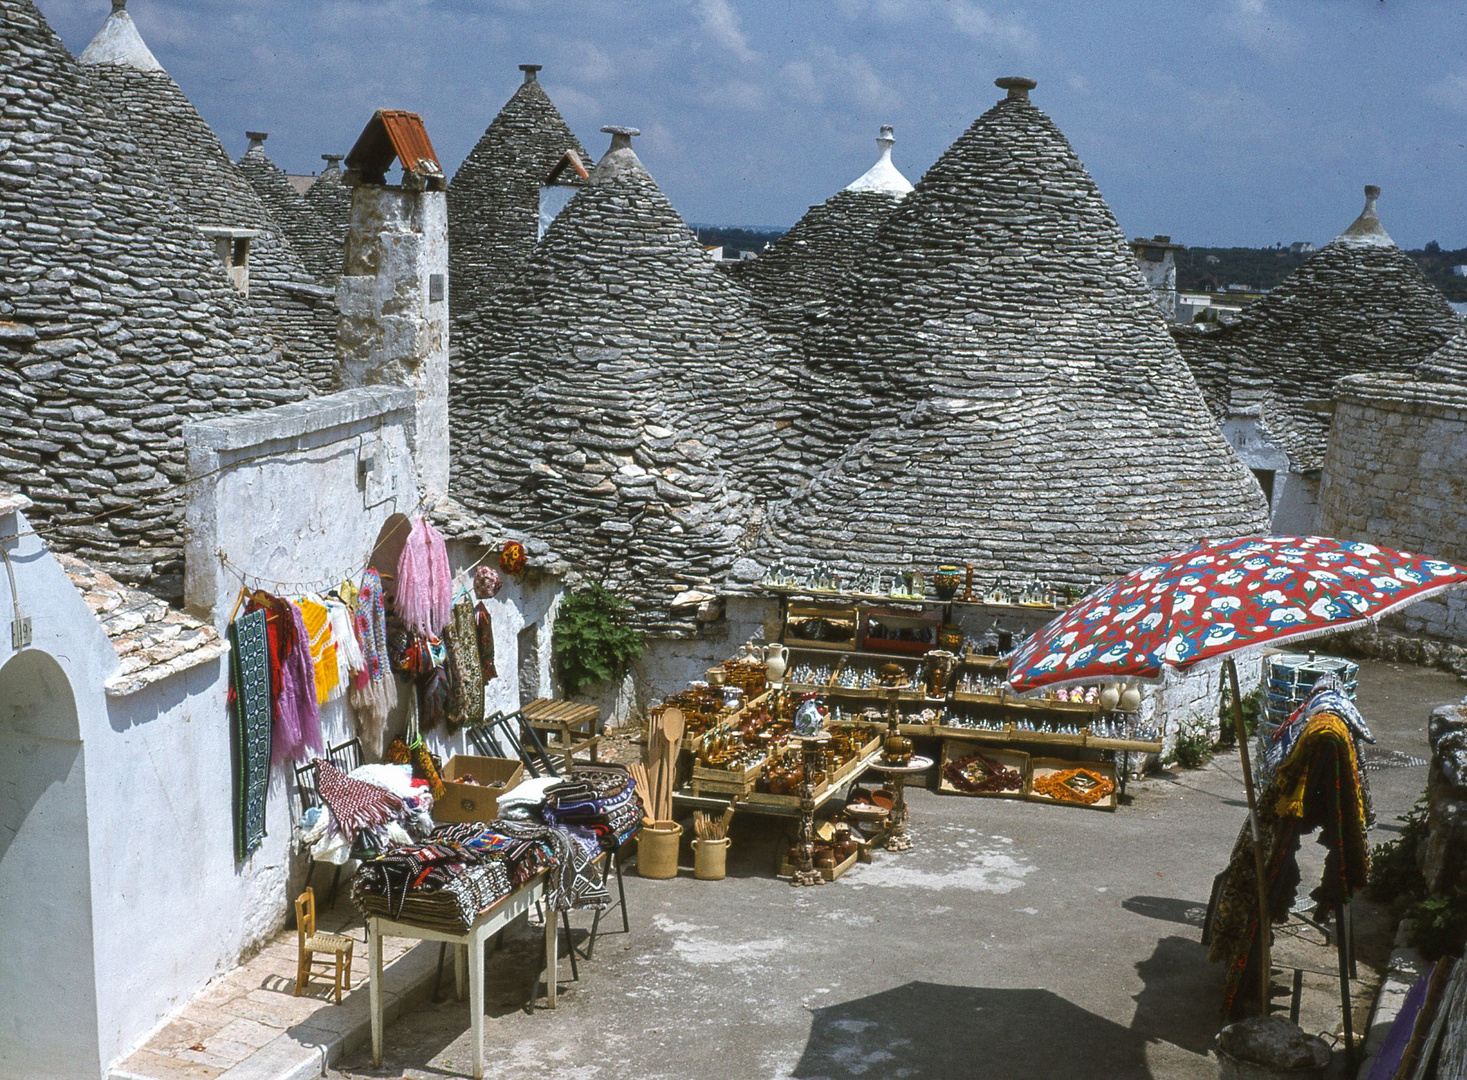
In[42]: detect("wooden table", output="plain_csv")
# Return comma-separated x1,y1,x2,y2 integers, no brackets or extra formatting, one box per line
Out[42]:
522,698,601,770
367,873,558,1080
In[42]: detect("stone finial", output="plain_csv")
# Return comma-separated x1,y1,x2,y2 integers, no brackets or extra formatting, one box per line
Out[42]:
845,124,913,196
601,125,641,152
520,64,542,83
1339,184,1394,248
995,76,1037,101
878,125,895,150
321,153,343,172
112,0,126,10
245,131,268,151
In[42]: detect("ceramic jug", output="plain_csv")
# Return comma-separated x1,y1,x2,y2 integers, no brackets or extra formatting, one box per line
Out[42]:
764,642,790,685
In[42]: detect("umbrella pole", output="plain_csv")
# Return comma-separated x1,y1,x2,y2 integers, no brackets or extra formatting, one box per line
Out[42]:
1226,657,1272,1016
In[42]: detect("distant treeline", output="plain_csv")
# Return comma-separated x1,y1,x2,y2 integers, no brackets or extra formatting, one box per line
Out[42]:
695,227,1467,302
1177,244,1467,302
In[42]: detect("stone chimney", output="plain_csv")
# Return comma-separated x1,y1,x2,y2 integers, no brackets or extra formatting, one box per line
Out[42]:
335,111,449,496
995,76,1037,101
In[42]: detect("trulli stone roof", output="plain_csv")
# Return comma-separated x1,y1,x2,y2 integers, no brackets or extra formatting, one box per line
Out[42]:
1,0,312,598
238,135,343,282
1174,187,1461,471
302,158,351,266
1416,328,1467,385
77,3,339,392
450,128,810,631
757,77,1270,585
447,66,593,319
726,126,912,338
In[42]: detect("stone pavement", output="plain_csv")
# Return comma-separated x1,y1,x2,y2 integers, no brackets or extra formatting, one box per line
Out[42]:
322,660,1459,1080
111,899,439,1080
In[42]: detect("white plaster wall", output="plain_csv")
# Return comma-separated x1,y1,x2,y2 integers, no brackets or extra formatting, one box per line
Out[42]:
0,505,121,1079
1219,414,1316,534
184,388,418,626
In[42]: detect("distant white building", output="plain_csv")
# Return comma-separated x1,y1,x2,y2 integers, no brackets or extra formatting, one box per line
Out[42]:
1451,264,1467,277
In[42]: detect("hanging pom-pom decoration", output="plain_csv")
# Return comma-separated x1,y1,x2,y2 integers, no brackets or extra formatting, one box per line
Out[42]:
500,540,526,575
474,564,502,599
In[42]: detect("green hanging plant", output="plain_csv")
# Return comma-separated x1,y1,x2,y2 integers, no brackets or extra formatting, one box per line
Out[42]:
553,585,645,696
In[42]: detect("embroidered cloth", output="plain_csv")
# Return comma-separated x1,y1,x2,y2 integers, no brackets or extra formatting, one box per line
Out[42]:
229,609,272,860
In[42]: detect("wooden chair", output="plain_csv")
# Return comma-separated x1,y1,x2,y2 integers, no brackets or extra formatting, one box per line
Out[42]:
295,886,354,1003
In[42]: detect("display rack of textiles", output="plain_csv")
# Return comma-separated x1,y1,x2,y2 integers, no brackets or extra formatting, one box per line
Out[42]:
1261,652,1359,733
1205,675,1374,1025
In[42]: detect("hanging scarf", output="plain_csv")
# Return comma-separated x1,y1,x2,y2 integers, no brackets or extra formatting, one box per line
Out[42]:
350,568,397,756
396,516,452,637
228,608,272,860
249,592,322,766
298,596,341,705
326,597,365,689
475,601,497,682
315,759,405,842
446,596,485,731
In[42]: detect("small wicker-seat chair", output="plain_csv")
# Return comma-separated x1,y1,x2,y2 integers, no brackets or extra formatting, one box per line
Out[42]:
294,886,354,1002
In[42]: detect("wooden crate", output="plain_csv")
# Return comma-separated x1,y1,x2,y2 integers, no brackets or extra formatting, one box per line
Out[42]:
859,607,940,655
1027,757,1118,812
779,845,860,882
784,601,860,651
936,741,1029,800
691,758,764,797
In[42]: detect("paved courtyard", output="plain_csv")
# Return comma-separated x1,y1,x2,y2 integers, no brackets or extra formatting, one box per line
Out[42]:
322,660,1461,1080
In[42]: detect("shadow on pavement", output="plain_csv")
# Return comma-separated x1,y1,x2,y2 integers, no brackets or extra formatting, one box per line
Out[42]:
1122,895,1207,927
791,981,1151,1079
1131,935,1226,1055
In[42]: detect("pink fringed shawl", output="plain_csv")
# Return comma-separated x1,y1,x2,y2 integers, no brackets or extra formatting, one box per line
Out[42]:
396,516,451,637
270,599,323,766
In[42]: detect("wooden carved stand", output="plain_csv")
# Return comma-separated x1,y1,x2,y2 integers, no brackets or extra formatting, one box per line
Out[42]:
790,733,830,887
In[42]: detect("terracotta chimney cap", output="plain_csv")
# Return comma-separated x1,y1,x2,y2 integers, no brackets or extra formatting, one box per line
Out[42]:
520,64,542,83
995,76,1037,101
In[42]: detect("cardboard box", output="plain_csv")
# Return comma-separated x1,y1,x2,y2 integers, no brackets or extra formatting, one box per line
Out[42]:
432,755,524,823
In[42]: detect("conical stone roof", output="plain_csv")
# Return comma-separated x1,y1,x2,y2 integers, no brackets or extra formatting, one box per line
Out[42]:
448,66,593,319
451,128,811,630
759,77,1269,584
1175,186,1461,471
0,0,310,597
78,3,339,391
237,134,342,281
1418,330,1467,385
303,156,351,264
727,125,912,338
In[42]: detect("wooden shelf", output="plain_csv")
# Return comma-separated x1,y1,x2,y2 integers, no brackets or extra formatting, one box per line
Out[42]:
765,585,1069,615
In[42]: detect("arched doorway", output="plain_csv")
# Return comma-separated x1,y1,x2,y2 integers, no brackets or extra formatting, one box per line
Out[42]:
0,649,100,1080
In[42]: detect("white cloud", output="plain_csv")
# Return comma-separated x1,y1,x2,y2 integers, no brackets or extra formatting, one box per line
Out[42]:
694,0,757,63
945,0,1037,53
1211,0,1301,63
1427,72,1467,116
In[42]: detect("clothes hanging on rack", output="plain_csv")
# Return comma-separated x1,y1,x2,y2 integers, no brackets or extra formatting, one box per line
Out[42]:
1208,685,1372,1018
475,602,497,682
326,596,365,691
445,597,485,730
298,597,341,705
396,516,452,637
350,569,396,756
228,608,272,860
247,591,323,767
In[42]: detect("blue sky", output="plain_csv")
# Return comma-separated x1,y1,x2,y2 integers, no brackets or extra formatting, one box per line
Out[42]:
35,0,1467,248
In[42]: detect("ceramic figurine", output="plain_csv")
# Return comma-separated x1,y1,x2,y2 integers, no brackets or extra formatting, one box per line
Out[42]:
792,694,824,736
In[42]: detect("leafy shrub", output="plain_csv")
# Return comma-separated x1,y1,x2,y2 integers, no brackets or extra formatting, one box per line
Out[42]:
552,585,645,695
1215,685,1262,749
1368,796,1429,904
1406,890,1467,959
1168,715,1214,769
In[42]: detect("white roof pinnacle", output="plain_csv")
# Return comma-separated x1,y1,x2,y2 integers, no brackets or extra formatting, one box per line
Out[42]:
78,3,164,72
844,125,913,196
1336,185,1396,249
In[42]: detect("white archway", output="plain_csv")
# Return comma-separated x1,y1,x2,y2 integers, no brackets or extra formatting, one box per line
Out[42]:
0,649,101,1080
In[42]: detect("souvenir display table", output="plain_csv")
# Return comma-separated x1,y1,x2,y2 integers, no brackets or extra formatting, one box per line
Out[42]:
522,698,602,769
368,872,556,1080
866,755,934,851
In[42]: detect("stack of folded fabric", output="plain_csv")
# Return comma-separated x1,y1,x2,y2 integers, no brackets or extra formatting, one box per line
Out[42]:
352,816,611,933
541,766,643,853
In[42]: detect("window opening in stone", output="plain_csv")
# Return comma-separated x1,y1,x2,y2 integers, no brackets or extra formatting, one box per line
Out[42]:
1251,468,1275,507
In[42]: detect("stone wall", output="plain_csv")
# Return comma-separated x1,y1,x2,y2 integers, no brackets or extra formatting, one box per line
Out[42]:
1425,701,1467,894
1319,380,1467,647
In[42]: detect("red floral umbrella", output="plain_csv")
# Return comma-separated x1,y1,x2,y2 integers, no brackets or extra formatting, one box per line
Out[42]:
1006,535,1467,695
1004,534,1466,1026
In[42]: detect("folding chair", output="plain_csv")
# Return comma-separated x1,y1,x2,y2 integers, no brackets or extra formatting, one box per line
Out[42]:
468,711,559,778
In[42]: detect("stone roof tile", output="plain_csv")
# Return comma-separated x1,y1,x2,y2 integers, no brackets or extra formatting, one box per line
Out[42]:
1174,187,1460,471
238,137,343,282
